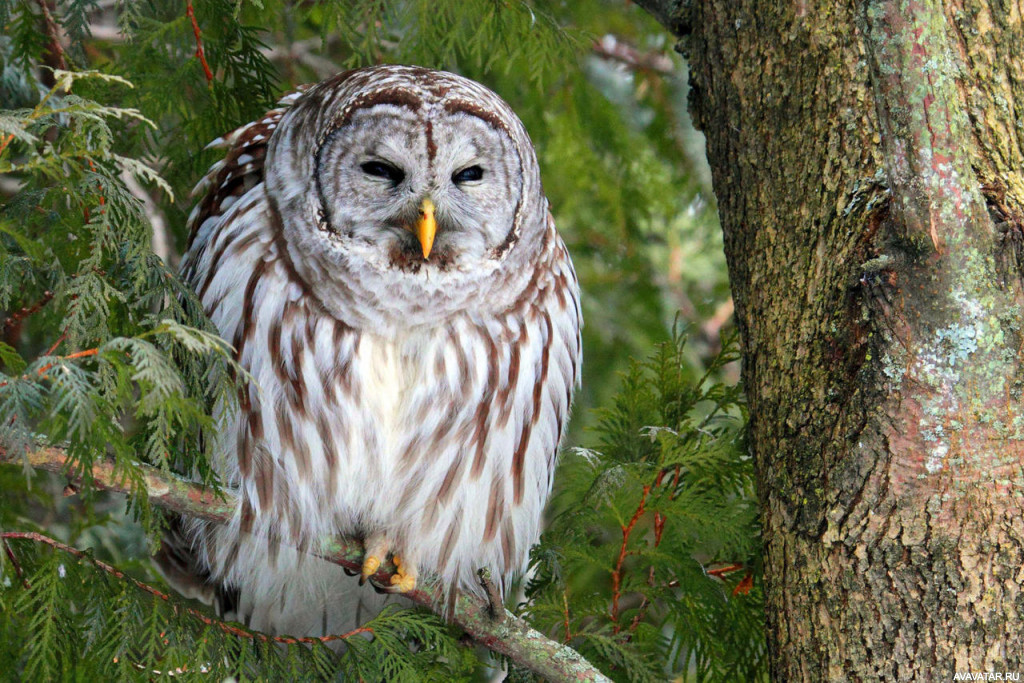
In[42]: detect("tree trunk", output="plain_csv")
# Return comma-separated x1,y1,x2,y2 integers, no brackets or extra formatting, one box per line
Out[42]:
637,0,1024,678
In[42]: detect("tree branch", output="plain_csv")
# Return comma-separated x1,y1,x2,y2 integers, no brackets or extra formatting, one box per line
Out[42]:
35,0,67,73
859,0,990,251
591,35,675,74
1,444,611,682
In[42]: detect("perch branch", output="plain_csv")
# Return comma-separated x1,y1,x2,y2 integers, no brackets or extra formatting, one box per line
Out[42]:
0,444,612,682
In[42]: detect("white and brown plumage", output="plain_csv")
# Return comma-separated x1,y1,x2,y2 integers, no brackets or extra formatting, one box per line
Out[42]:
157,66,582,637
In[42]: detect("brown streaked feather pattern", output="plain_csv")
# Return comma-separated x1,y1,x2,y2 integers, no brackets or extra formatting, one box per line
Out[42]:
157,66,582,642
181,89,305,285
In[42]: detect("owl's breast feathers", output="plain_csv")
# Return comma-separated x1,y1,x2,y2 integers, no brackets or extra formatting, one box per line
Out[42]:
174,80,582,608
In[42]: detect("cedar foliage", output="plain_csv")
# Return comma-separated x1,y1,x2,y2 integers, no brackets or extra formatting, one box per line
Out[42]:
0,1,763,679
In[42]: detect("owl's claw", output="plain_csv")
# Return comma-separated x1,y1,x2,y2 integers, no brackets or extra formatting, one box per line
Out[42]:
388,555,417,593
361,555,381,582
360,532,389,585
360,533,417,592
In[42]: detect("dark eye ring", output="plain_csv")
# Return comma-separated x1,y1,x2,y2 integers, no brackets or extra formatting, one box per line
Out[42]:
452,165,484,183
361,160,405,185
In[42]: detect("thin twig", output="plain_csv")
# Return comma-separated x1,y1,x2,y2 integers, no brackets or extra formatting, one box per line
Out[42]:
562,589,573,643
616,468,679,635
627,596,649,633
2,531,371,646
706,563,744,578
45,333,67,356
592,35,674,75
185,0,214,83
0,133,16,159
0,346,101,389
37,347,98,374
625,510,667,633
476,567,505,620
611,484,651,631
1,290,54,331
2,538,31,589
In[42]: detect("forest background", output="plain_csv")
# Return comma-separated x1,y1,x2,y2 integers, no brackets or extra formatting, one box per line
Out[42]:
0,1,765,680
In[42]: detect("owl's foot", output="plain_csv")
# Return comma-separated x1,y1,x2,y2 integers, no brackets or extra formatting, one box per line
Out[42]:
360,533,417,592
360,532,389,585
389,555,417,593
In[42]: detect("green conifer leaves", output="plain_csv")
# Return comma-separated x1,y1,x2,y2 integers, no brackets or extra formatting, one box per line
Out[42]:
525,333,766,681
0,69,238,536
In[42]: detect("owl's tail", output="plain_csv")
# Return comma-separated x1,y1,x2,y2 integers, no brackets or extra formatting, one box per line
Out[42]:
154,515,403,648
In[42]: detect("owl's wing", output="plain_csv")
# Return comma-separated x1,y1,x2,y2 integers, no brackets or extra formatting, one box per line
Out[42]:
156,89,308,615
154,516,246,619
180,88,307,286
159,85,403,637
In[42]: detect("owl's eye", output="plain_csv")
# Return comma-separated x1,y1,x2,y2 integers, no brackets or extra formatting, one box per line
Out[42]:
452,165,484,184
360,160,405,185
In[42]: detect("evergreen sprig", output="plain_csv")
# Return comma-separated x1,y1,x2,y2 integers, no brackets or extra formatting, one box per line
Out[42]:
2,531,470,681
0,66,236,535
525,332,767,682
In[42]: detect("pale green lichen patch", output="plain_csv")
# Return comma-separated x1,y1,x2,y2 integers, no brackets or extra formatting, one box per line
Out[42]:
882,274,1021,479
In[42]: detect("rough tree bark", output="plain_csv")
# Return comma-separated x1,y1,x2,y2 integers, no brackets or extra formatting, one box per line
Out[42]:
636,0,1024,679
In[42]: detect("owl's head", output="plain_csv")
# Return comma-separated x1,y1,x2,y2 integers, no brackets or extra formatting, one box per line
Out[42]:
265,66,550,327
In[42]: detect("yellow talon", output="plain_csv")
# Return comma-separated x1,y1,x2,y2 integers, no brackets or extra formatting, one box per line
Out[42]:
389,555,417,592
361,532,390,585
390,571,417,592
361,555,381,580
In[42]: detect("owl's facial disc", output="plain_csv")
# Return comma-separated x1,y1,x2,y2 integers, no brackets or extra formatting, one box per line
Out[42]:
315,103,522,272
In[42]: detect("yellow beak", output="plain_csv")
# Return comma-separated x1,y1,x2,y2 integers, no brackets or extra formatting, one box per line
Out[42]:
416,198,436,259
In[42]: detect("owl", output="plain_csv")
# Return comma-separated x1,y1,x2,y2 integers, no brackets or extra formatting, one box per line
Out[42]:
155,66,582,638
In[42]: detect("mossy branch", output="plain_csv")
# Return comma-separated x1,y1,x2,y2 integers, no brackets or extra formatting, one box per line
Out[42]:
1,444,610,682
